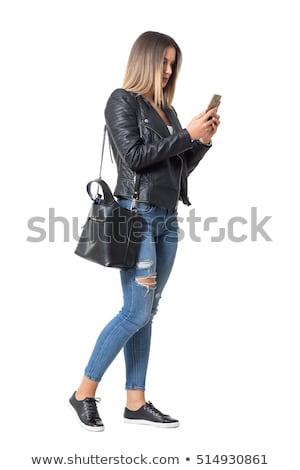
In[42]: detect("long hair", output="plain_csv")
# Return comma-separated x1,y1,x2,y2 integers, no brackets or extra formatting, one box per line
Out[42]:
122,31,182,108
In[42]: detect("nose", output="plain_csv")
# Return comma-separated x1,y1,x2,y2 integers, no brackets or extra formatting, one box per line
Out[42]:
164,61,172,76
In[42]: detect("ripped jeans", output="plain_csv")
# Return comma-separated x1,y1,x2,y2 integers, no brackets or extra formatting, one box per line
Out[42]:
84,199,178,390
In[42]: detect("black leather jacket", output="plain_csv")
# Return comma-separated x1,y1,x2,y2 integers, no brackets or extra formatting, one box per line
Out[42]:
104,88,211,209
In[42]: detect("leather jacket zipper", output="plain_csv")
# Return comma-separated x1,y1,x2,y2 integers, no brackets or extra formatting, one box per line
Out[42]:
175,154,183,203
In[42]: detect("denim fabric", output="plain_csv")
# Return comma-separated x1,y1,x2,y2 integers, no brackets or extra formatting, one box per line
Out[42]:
84,199,178,390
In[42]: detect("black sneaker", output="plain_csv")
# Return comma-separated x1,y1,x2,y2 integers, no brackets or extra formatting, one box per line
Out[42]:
124,401,179,428
69,392,104,432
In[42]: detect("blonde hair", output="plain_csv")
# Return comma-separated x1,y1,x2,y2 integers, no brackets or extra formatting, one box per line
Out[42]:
122,31,182,108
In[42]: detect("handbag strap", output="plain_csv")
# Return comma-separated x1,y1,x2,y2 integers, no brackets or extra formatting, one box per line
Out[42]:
98,125,108,179
98,121,141,206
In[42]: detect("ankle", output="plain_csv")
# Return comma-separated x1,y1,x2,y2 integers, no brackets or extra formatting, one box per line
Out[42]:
126,389,146,410
75,377,99,401
75,391,95,401
126,400,146,411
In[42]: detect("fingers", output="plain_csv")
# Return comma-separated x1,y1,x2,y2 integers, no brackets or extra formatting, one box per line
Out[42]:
203,113,220,138
194,108,215,120
205,107,218,119
212,114,220,127
204,115,220,130
187,108,220,141
193,110,206,119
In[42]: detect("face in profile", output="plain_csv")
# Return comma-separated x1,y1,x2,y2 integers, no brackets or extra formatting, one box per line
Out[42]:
162,47,176,88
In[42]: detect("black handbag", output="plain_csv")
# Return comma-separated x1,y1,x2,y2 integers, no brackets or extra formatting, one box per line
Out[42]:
75,127,143,268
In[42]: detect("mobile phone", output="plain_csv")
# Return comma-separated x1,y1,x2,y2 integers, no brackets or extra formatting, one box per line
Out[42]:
207,94,222,110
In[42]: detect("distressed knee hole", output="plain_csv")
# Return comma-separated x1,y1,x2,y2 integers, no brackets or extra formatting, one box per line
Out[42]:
136,275,157,289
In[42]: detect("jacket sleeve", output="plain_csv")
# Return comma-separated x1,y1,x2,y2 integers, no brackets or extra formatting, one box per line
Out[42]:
167,106,212,176
184,140,212,176
104,89,194,172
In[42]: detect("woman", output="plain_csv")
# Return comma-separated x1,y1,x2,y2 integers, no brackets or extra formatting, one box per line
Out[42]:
69,31,220,431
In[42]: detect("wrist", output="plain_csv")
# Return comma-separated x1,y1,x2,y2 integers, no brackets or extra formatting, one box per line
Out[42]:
199,138,211,146
185,127,194,142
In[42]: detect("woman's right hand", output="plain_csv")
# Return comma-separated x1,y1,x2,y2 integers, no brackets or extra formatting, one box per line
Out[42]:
186,107,220,144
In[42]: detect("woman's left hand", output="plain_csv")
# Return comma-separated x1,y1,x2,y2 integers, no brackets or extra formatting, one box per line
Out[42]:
199,110,221,145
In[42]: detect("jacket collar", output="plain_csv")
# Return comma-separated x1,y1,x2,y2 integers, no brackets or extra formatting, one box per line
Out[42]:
137,95,182,137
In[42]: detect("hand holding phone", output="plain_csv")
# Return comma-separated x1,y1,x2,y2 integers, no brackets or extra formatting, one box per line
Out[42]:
186,94,221,141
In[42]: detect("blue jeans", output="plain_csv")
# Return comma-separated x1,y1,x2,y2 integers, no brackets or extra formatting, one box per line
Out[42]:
84,199,178,390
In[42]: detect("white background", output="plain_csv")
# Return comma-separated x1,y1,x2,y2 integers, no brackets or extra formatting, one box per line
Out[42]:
1,0,299,468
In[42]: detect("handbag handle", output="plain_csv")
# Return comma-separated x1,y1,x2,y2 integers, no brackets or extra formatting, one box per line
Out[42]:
86,178,115,203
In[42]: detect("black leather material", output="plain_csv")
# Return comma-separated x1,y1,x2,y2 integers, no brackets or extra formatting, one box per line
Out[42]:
124,401,179,425
75,178,143,268
105,89,211,210
69,392,104,430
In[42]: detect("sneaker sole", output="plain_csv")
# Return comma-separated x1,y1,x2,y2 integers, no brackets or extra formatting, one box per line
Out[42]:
68,402,105,432
124,418,179,428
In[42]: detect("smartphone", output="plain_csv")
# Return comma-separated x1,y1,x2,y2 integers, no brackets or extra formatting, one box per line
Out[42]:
207,94,222,110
